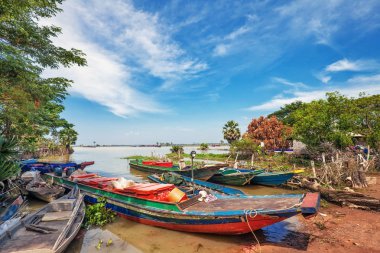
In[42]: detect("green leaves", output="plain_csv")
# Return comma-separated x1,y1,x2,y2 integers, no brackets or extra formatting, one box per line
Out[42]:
0,0,86,154
84,198,116,228
0,135,20,181
290,92,380,150
223,120,241,144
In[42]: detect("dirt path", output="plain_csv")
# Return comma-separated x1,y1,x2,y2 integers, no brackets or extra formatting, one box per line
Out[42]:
246,175,380,253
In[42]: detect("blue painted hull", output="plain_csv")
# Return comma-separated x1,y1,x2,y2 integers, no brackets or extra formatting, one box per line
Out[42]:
251,172,295,186
20,162,81,174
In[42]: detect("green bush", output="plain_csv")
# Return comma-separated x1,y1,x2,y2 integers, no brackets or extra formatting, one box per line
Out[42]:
84,198,116,228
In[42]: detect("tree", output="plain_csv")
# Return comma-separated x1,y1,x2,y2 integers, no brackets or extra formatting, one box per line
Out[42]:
199,143,209,151
268,101,304,126
354,94,380,151
230,138,260,158
170,145,184,154
0,0,86,154
292,92,356,149
246,116,291,151
223,120,241,144
0,136,20,181
58,123,78,154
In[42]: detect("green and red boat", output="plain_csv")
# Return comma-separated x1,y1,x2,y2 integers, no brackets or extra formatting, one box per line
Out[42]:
129,159,225,181
43,172,320,235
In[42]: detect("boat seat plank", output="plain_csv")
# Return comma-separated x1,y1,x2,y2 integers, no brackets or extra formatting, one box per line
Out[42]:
184,196,301,212
42,211,72,221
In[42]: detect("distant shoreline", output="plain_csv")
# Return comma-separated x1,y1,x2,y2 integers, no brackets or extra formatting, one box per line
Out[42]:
74,143,228,148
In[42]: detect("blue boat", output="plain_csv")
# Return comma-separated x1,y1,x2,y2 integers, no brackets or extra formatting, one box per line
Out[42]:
0,195,24,223
248,171,295,186
20,161,94,174
148,172,245,196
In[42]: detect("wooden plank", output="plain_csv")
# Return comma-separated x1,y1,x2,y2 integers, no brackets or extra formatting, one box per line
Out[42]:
41,211,72,221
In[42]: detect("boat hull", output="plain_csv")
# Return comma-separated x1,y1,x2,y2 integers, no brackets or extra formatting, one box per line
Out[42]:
251,172,295,186
129,162,223,181
208,173,255,186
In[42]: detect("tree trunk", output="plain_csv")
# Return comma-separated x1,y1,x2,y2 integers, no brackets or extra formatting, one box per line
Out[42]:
299,178,380,211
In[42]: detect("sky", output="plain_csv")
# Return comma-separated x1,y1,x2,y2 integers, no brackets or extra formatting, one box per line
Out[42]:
45,0,380,145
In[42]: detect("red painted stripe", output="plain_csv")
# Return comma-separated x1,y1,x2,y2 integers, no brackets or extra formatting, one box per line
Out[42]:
118,213,287,235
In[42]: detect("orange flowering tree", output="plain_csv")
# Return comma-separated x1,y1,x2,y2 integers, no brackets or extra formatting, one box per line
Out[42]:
245,116,292,151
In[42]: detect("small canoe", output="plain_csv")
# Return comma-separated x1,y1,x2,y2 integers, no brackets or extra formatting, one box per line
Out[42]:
26,176,65,202
148,172,245,195
0,187,85,253
129,160,225,181
208,168,264,186
250,171,295,186
0,195,24,223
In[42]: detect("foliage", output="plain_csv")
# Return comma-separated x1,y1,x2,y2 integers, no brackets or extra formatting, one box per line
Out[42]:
290,92,380,150
58,123,78,154
223,120,241,144
84,198,116,228
0,0,86,155
230,138,260,158
199,143,209,151
268,101,304,126
170,145,184,154
245,116,292,151
0,135,20,181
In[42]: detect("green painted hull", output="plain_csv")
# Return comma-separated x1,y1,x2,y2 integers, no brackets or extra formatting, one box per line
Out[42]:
208,173,254,186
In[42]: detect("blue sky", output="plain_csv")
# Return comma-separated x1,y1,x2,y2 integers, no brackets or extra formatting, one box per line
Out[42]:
45,0,380,145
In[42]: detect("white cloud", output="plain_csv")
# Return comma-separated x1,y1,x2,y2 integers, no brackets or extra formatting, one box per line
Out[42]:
213,44,229,56
43,2,168,117
272,77,308,89
44,0,209,117
248,74,380,111
326,58,380,72
75,0,207,89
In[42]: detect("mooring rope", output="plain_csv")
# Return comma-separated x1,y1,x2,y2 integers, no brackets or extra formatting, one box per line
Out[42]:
244,209,262,253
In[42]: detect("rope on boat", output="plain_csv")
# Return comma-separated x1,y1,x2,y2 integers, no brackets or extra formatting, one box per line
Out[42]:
243,201,304,253
244,209,261,253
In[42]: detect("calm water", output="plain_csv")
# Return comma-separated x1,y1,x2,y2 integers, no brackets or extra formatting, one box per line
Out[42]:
37,147,308,253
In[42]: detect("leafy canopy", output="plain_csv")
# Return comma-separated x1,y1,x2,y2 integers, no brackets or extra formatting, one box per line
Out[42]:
0,0,86,153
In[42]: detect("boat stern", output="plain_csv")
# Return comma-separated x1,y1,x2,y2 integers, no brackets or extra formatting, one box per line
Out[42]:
301,192,320,218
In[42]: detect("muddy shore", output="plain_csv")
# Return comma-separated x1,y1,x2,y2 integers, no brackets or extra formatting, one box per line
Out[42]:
256,175,380,253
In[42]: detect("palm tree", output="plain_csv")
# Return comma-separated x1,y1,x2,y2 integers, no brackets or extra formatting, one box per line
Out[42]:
223,120,241,144
0,135,20,181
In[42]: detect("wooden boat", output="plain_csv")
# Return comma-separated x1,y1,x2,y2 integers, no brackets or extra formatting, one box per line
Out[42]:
43,172,320,235
129,159,224,181
208,168,264,186
0,194,24,223
26,176,65,202
0,187,85,253
148,172,245,195
20,161,94,174
248,171,295,186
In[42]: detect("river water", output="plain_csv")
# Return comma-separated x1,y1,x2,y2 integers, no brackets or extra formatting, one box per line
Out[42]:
34,146,308,253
